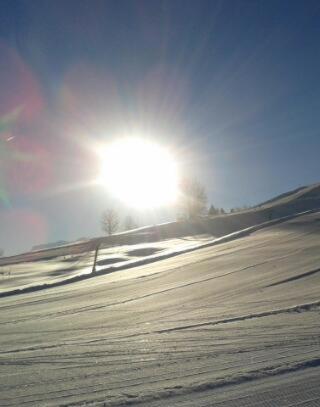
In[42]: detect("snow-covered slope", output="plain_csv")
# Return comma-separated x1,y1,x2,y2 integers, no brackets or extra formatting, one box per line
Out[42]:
256,182,320,208
0,211,319,406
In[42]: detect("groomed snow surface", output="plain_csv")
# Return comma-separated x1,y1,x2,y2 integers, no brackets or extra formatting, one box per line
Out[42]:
0,211,320,406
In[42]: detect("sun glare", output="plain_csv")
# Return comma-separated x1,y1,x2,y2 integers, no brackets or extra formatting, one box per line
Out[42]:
99,138,179,208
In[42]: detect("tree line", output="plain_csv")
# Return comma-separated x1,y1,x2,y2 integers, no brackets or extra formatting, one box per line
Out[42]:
101,211,138,236
101,178,250,235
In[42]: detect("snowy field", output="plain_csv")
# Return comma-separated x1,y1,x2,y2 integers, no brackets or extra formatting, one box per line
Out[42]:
0,211,319,406
0,235,214,295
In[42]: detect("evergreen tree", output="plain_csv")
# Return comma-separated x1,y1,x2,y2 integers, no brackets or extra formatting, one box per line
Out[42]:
208,204,218,216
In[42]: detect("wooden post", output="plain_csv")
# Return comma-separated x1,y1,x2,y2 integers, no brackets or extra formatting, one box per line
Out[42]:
92,241,100,274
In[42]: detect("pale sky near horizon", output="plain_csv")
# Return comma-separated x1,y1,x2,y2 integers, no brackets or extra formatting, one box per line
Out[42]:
0,0,320,255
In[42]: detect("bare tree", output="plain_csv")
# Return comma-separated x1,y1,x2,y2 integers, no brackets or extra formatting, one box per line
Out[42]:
178,178,207,220
101,209,119,235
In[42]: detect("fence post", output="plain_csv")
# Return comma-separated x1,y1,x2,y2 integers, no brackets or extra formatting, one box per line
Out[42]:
92,241,100,274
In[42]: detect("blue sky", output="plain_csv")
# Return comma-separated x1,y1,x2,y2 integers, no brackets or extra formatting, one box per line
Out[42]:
0,0,320,254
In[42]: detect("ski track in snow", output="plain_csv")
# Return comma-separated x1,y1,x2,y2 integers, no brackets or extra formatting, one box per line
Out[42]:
154,300,320,334
267,267,320,287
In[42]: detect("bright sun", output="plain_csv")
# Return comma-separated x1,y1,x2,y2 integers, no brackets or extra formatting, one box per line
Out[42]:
99,138,179,208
